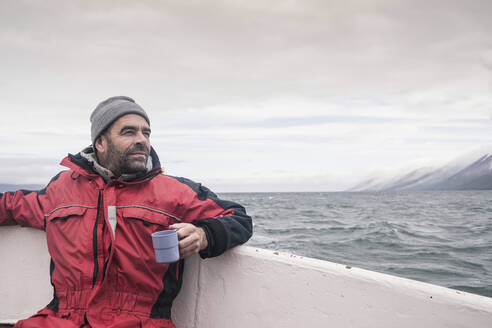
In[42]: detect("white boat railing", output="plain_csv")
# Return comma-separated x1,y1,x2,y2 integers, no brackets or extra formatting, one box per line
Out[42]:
1,226,492,327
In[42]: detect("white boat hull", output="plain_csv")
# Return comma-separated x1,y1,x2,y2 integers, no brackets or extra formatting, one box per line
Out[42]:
1,226,491,327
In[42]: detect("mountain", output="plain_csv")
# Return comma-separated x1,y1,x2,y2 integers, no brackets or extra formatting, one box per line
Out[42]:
349,153,492,192
429,154,492,190
0,184,44,193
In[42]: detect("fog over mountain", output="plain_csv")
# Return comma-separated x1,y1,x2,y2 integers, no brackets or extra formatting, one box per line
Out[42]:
3,147,492,193
349,150,492,192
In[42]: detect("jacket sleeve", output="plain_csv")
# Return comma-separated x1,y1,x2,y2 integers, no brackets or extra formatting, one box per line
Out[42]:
0,172,64,230
173,177,253,259
0,189,46,230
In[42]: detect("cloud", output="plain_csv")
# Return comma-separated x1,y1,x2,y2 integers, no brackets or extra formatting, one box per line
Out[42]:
1,1,491,191
481,47,492,71
0,156,63,185
2,0,491,109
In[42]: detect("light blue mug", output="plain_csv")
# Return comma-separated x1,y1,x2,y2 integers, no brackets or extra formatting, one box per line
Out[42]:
151,229,179,264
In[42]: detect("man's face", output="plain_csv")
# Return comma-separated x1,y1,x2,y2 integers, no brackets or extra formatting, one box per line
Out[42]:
95,114,151,176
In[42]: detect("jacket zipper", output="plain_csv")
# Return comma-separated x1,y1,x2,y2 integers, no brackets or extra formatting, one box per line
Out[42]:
101,243,112,282
92,191,102,288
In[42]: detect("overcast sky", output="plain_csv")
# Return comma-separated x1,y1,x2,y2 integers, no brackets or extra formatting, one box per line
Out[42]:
1,0,491,191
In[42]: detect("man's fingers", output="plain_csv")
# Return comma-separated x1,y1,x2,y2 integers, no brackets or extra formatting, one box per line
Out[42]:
169,223,188,239
178,231,201,253
178,234,197,249
168,223,206,259
179,240,201,258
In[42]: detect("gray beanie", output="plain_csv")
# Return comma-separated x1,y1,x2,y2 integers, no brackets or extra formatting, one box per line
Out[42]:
90,96,150,144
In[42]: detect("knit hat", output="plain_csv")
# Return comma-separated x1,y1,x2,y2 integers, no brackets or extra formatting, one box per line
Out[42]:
90,96,150,144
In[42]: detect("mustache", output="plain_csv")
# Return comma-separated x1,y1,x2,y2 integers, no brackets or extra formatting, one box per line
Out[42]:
126,144,150,155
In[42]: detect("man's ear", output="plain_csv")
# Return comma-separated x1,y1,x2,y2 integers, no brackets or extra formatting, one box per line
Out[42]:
94,135,106,154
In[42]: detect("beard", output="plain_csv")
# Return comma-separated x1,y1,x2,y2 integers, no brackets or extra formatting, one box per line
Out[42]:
104,139,149,176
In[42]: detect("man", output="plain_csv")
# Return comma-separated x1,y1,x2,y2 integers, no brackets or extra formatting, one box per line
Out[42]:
0,96,253,327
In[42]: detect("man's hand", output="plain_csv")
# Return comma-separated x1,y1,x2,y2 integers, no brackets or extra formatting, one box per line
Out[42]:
169,223,208,259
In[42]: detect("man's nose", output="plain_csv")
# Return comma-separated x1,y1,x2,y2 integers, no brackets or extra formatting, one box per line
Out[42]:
135,130,149,145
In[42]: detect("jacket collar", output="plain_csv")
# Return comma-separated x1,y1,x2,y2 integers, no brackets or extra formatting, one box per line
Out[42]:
61,146,162,183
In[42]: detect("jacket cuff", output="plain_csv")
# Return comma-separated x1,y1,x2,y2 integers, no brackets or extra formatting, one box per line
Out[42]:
193,218,228,258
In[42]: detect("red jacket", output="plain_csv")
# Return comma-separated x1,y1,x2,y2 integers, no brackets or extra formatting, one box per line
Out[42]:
0,148,252,327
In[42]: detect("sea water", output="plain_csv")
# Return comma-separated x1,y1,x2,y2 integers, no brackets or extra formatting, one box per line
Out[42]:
220,191,492,298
